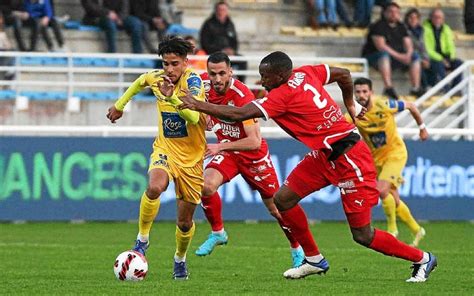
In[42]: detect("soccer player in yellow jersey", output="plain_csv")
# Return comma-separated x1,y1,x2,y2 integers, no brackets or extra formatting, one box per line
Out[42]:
348,78,428,247
106,36,206,280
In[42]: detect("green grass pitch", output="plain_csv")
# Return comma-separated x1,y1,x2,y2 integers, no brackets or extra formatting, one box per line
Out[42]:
0,221,472,295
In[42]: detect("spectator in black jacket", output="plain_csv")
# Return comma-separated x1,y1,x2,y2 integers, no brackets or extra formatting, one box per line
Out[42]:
1,0,28,51
199,1,246,82
465,0,474,34
81,0,143,53
130,0,167,53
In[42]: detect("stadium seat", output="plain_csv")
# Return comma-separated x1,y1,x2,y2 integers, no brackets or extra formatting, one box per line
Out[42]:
20,56,67,66
0,89,16,100
63,20,101,32
123,58,156,68
73,57,119,67
20,91,67,100
73,91,118,100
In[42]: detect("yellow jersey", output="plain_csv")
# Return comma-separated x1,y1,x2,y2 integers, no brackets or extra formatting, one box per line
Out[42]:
140,68,207,167
346,98,407,163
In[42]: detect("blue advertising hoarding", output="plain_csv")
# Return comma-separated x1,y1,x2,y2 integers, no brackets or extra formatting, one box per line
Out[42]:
0,136,473,221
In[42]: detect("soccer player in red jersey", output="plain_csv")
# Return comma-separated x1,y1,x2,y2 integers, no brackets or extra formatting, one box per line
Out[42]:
178,51,437,282
194,52,304,267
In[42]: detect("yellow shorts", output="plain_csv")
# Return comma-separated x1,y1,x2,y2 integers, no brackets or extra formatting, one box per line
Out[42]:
148,149,203,204
375,153,407,189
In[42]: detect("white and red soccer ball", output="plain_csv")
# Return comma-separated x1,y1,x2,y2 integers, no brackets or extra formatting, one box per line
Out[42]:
113,251,148,281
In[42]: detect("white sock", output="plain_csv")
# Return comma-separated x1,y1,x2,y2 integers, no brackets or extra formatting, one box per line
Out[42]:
174,255,186,263
416,252,429,264
212,229,225,235
137,234,149,243
305,254,324,264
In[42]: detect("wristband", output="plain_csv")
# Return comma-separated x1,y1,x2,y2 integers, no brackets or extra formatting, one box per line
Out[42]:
419,123,426,130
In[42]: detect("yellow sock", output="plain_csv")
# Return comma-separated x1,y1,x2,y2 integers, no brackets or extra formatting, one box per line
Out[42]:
138,192,161,237
175,222,196,259
381,193,398,234
396,200,421,235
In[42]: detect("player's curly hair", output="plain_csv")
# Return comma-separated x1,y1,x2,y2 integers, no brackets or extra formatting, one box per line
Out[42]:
158,36,193,58
260,51,293,74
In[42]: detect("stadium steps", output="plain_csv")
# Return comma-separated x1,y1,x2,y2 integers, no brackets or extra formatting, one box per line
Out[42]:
0,90,155,101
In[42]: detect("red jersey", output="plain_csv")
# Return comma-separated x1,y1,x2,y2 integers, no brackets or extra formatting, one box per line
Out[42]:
201,73,269,160
252,64,356,150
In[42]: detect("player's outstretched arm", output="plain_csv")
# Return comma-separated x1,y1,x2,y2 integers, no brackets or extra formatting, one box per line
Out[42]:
178,91,264,122
107,75,145,123
404,100,429,141
328,67,366,122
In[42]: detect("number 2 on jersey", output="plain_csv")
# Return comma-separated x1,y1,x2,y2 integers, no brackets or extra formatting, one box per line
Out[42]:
304,83,327,109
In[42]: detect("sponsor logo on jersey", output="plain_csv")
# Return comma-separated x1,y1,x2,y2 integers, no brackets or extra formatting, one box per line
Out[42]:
161,112,188,138
220,123,241,138
288,72,306,89
187,76,202,96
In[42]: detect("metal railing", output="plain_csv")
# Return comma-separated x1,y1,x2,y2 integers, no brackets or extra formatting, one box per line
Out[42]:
396,60,474,140
0,51,368,104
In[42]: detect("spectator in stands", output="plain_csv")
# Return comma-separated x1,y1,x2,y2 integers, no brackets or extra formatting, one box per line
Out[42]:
361,2,423,99
404,8,430,90
335,0,353,28
354,0,392,28
315,0,338,29
1,1,27,51
184,35,207,71
466,0,474,34
0,11,15,81
305,0,318,29
81,0,143,53
423,8,463,92
200,1,247,82
18,0,65,52
130,0,167,53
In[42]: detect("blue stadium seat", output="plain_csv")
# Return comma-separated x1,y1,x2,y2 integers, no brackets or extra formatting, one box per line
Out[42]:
135,93,156,101
20,91,67,100
73,91,117,100
0,89,16,100
123,58,156,68
73,57,119,67
19,56,67,66
63,20,101,32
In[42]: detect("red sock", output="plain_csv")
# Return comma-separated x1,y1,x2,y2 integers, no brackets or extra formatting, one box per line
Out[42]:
280,204,320,256
276,216,300,248
201,192,224,231
369,229,423,262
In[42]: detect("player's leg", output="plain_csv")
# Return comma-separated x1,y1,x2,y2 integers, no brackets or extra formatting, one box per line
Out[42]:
392,189,425,246
241,159,303,267
174,199,197,280
195,155,238,256
172,162,203,280
342,141,436,282
274,152,331,279
134,151,171,255
378,179,398,236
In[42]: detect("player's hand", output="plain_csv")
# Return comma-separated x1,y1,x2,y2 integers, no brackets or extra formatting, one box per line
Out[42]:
106,105,123,123
205,144,221,158
419,128,429,141
178,89,199,111
156,75,174,97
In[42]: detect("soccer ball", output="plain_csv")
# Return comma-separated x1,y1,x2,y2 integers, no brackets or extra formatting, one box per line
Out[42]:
113,250,148,281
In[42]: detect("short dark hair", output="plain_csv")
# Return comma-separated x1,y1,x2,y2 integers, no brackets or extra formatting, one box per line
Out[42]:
404,8,420,24
354,77,373,90
260,51,293,73
207,51,231,66
215,1,228,11
158,36,193,58
384,2,401,11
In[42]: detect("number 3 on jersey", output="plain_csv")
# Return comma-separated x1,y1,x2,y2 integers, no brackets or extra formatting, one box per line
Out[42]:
304,83,327,109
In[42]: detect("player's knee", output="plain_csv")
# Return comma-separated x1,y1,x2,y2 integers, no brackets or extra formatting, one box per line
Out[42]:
146,184,166,199
202,181,218,197
176,220,193,232
377,185,390,198
351,230,373,246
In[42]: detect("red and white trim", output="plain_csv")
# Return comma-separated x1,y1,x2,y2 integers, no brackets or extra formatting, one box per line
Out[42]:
323,64,330,85
344,153,364,182
252,100,270,121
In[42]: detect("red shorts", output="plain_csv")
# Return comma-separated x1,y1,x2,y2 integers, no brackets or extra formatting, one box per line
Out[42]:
285,140,379,227
206,152,279,199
